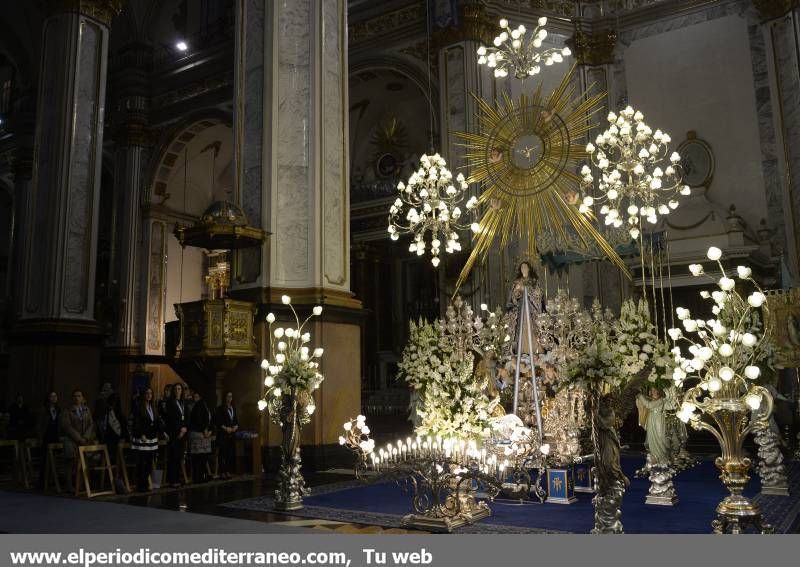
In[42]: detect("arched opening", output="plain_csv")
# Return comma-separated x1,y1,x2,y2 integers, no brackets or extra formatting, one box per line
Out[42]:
149,118,234,323
348,64,440,427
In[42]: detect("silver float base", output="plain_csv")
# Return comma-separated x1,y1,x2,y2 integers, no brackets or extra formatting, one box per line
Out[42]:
546,495,578,505
400,506,491,533
760,485,790,496
645,493,678,506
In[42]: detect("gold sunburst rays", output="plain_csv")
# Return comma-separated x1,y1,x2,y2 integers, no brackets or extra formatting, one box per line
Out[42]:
453,64,630,290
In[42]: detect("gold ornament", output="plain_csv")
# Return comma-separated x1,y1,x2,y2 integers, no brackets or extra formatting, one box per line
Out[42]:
454,64,629,289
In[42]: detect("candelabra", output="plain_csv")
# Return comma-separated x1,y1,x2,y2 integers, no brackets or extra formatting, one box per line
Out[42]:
477,17,571,79
579,106,690,239
388,153,478,267
671,247,774,533
343,426,504,532
204,252,230,299
487,424,549,502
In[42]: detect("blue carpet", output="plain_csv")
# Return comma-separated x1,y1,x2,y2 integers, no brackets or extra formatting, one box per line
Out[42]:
223,457,800,534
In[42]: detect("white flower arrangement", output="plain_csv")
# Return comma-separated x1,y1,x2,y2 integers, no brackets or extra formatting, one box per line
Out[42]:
566,301,627,392
668,248,772,422
258,296,324,424
615,298,673,390
398,297,505,441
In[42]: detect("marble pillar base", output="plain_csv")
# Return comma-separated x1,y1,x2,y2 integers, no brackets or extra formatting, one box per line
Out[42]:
229,289,364,459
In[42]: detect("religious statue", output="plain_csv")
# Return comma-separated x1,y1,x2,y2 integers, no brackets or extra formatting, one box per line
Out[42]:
504,260,545,432
637,387,680,505
636,388,670,465
505,260,544,356
591,394,629,533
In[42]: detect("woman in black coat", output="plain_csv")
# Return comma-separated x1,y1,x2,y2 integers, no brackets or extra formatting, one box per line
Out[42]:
215,391,239,479
188,393,213,483
130,388,161,492
164,383,188,487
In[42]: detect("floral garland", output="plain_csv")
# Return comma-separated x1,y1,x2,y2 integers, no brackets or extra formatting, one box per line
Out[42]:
258,295,324,425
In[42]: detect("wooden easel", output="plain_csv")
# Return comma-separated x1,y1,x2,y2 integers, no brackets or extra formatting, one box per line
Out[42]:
0,440,27,487
44,443,64,493
74,444,114,498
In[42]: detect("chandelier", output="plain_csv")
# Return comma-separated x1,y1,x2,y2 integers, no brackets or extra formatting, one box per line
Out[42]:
578,106,690,240
388,153,478,267
477,17,571,79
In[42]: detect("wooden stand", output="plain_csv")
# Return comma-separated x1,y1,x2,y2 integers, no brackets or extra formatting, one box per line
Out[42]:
74,444,114,498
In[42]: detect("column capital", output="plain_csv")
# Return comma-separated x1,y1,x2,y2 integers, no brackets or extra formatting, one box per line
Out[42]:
433,1,495,48
568,28,617,66
753,0,798,22
46,0,125,26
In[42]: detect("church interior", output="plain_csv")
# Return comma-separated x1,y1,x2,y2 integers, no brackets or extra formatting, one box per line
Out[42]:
0,0,799,535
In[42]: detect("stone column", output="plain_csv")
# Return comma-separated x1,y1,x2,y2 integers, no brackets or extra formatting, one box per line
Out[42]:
102,43,152,408
10,0,122,401
571,27,625,312
757,1,800,283
434,1,497,307
232,0,361,470
6,88,37,312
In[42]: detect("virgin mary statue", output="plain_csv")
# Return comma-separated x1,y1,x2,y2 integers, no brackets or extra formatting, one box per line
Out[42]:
506,260,544,356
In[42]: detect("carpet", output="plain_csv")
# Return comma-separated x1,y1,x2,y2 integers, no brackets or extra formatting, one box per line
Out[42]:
222,458,800,534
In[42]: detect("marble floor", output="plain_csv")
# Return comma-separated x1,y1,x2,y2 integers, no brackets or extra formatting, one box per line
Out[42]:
0,472,422,534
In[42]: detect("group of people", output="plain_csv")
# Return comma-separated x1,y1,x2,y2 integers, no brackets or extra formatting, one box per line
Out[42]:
3,384,240,493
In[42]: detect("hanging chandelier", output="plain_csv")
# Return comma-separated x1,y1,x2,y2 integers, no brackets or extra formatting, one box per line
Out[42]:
477,17,571,79
578,106,690,240
388,153,478,267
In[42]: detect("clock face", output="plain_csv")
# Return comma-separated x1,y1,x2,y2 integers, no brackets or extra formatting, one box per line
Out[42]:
677,139,714,188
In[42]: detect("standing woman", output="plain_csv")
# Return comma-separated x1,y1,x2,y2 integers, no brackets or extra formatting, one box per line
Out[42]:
215,391,239,479
165,383,187,487
36,392,61,489
188,391,213,483
130,388,160,492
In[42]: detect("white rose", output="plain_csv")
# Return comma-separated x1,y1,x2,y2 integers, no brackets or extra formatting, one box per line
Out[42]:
706,246,722,261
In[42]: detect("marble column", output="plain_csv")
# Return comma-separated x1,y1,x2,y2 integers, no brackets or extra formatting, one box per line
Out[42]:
102,43,152,408
6,88,36,312
434,1,498,308
572,28,626,312
108,44,151,352
759,3,800,283
10,0,121,402
232,0,361,468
